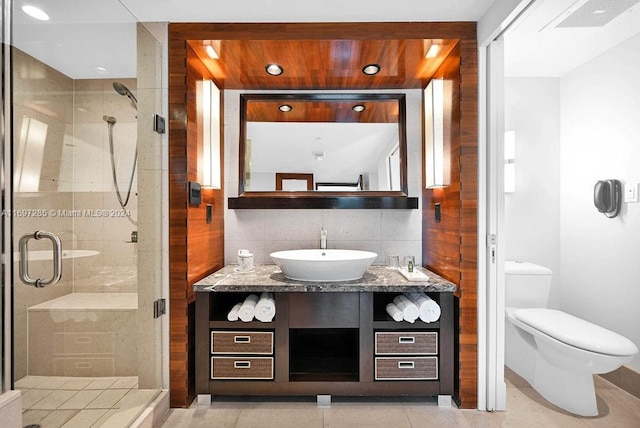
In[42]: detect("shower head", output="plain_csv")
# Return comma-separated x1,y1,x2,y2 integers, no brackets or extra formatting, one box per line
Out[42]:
103,115,117,124
112,81,137,109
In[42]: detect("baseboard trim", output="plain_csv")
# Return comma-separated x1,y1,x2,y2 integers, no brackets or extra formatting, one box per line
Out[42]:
599,365,640,400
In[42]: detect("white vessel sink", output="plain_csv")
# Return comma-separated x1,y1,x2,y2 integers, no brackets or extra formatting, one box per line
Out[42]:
270,249,377,282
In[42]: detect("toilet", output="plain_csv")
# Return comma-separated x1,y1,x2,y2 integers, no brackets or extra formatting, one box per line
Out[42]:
504,261,638,416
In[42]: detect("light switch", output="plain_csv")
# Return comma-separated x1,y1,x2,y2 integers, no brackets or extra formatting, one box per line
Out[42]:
624,183,639,203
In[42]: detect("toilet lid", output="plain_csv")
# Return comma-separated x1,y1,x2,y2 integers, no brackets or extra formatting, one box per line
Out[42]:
513,308,638,356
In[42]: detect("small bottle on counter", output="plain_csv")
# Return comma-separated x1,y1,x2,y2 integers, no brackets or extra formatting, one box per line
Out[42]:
408,258,414,272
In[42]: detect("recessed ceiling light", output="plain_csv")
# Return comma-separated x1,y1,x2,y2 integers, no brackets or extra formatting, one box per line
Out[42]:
362,64,381,75
22,5,49,21
425,44,441,58
279,104,292,112
95,66,109,75
205,45,219,59
593,9,606,14
352,105,366,112
265,64,284,76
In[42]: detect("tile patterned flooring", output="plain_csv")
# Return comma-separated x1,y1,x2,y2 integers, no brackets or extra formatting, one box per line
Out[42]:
160,369,640,428
16,376,158,428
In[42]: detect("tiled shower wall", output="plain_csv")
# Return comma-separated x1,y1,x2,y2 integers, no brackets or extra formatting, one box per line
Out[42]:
223,89,423,266
12,48,138,379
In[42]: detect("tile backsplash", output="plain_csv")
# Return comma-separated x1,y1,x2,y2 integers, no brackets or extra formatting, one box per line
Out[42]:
225,208,422,266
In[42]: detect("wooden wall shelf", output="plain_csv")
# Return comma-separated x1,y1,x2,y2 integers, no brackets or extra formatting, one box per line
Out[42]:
228,196,419,209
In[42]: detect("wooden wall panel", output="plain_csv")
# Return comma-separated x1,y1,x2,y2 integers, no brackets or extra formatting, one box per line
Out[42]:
457,39,479,409
422,38,478,409
185,44,225,296
169,35,225,408
170,22,477,409
168,29,190,407
423,44,462,284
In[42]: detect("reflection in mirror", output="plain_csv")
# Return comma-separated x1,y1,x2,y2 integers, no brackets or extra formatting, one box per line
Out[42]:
239,94,407,195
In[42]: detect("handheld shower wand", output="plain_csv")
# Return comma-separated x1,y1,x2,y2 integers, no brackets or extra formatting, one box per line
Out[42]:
103,82,138,214
112,82,137,110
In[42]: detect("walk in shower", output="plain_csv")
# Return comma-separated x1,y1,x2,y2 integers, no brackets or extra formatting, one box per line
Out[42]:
7,1,165,425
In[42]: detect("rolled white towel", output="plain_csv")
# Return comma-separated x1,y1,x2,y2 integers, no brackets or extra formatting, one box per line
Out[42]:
385,302,403,322
393,295,419,323
404,291,441,323
238,294,259,322
227,302,242,321
254,292,276,322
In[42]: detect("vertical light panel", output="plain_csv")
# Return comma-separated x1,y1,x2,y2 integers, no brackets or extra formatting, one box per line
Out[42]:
425,78,448,188
200,79,221,189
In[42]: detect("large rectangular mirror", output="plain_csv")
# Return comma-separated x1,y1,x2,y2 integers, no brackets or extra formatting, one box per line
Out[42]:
238,93,409,201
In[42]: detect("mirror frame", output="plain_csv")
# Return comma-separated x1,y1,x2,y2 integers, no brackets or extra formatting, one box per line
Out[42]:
229,93,418,209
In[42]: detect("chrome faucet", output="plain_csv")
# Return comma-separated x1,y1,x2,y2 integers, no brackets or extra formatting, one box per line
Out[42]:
320,227,327,249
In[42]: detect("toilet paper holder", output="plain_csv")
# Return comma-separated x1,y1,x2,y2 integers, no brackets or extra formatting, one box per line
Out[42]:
594,179,621,218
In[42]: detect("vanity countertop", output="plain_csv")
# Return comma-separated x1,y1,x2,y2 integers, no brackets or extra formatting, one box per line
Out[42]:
193,265,456,293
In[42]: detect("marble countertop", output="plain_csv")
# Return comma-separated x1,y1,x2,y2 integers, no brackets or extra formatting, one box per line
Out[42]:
193,265,456,293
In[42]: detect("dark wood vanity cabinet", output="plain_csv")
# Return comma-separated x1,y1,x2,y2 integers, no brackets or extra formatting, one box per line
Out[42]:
195,291,454,398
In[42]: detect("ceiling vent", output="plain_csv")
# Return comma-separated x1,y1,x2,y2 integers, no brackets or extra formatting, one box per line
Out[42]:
546,0,639,29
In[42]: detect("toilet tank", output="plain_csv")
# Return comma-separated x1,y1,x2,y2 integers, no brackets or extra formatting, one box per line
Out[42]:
505,261,552,308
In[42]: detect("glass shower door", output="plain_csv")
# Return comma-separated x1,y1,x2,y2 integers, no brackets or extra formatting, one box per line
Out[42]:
9,0,163,424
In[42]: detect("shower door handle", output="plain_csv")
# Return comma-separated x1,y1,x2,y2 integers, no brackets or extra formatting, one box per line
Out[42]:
18,230,63,288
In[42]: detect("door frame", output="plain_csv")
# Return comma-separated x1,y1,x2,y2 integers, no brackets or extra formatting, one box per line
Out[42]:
1,0,12,394
477,0,537,411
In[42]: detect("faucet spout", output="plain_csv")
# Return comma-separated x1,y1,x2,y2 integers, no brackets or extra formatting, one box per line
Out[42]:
320,227,327,249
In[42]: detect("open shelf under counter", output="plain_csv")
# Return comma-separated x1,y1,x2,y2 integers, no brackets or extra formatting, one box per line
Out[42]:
209,320,276,329
372,291,443,329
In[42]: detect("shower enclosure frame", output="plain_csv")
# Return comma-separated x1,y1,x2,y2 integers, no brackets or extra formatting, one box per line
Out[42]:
1,3,167,424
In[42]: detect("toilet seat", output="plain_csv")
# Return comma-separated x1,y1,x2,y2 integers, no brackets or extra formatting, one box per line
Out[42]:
513,308,638,356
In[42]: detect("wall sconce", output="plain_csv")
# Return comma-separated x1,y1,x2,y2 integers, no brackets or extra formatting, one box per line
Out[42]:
198,79,221,189
504,130,516,193
424,78,450,188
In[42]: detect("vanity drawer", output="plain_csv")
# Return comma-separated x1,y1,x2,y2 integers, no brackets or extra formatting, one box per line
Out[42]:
375,332,437,355
211,331,273,355
211,357,274,380
374,357,438,380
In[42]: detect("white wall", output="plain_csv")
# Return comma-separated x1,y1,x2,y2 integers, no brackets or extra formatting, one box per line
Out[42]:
559,33,640,370
223,89,423,267
504,77,561,306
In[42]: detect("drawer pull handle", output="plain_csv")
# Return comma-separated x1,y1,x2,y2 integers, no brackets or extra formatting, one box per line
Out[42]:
398,361,415,369
234,336,251,343
398,336,415,344
234,361,251,369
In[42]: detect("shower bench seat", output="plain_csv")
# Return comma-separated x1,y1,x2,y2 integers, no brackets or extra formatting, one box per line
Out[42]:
27,293,138,377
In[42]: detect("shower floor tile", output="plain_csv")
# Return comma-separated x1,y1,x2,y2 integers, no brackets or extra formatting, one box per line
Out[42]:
21,388,55,409
30,389,78,410
61,409,109,427
17,375,159,427
37,377,75,390
85,389,129,409
60,378,95,390
58,389,103,410
21,409,53,426
15,375,50,389
39,409,80,428
109,376,138,389
85,377,120,390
